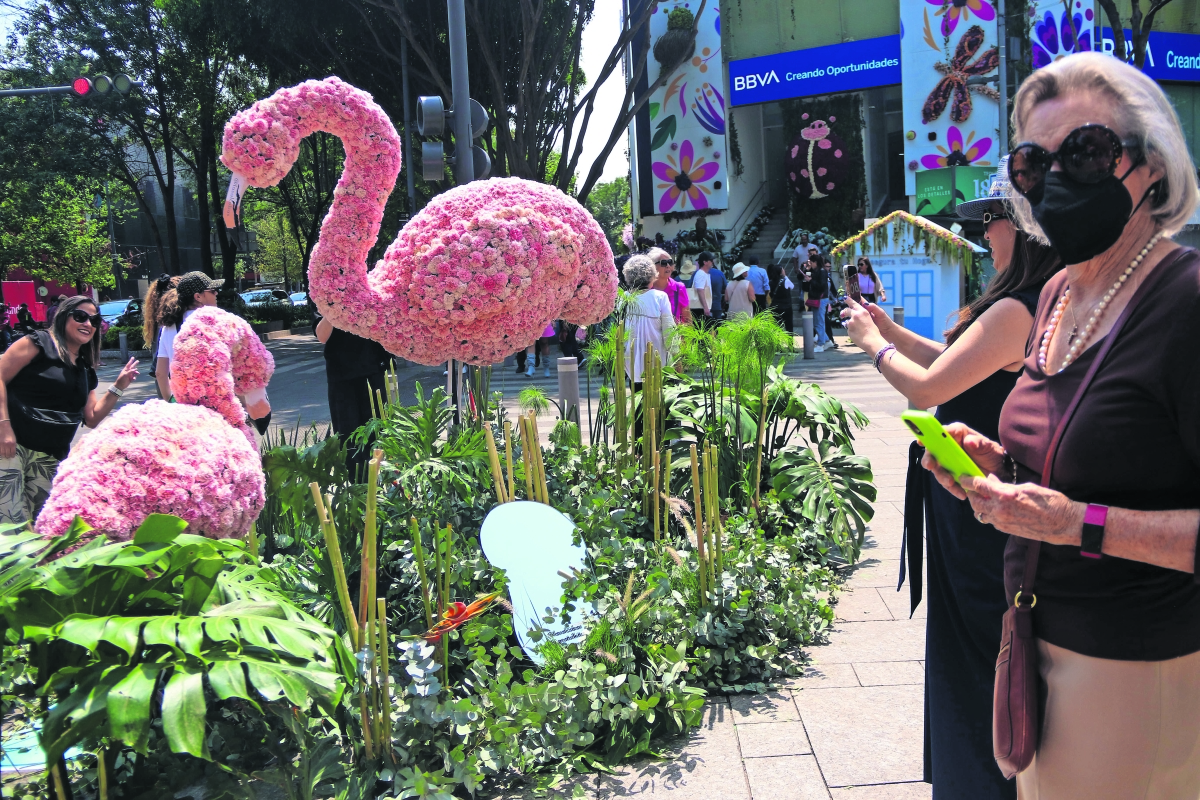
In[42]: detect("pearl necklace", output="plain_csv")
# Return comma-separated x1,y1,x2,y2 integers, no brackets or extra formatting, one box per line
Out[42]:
1038,231,1164,375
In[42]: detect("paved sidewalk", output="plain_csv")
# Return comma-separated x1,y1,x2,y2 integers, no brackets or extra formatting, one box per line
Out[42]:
525,341,929,799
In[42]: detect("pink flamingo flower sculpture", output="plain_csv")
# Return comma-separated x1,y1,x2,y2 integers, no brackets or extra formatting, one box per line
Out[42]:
220,77,617,366
36,308,275,545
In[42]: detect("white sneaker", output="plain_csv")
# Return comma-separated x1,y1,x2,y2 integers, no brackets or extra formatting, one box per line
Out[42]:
813,345,824,353
525,364,535,378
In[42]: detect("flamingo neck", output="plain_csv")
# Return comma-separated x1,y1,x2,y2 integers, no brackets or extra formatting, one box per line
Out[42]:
286,81,402,330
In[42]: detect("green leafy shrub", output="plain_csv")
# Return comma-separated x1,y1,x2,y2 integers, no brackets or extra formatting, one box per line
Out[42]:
101,324,145,351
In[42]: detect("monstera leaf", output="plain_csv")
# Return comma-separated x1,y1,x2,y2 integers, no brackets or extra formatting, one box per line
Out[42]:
0,516,354,767
771,440,876,560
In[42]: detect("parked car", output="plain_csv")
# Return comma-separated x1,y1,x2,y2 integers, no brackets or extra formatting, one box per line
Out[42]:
240,288,290,310
289,291,308,308
99,298,143,326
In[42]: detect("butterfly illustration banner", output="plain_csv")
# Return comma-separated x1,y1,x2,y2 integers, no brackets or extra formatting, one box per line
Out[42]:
900,0,1000,197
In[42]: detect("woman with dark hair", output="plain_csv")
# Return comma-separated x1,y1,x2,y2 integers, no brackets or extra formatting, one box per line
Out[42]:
766,263,794,333
856,257,887,304
843,156,1062,798
142,274,178,390
155,272,221,401
0,296,139,525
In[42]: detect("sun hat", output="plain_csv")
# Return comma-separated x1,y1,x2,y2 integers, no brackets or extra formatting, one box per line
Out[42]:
678,258,698,278
730,262,749,279
956,155,1012,220
176,271,225,300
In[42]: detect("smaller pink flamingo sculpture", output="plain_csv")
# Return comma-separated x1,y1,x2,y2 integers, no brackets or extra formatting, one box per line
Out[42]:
221,77,617,366
36,308,274,545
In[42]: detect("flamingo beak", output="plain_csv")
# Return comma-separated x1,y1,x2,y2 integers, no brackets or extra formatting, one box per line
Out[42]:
244,387,271,420
223,173,249,229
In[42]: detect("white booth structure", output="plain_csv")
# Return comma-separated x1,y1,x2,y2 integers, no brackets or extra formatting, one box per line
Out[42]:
830,211,986,343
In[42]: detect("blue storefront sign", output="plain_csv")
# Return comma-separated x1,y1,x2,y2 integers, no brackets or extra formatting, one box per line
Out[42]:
1100,28,1200,83
728,35,901,107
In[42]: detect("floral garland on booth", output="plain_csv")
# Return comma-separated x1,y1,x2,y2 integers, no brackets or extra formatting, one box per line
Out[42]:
222,78,617,366
36,308,275,545
830,210,979,270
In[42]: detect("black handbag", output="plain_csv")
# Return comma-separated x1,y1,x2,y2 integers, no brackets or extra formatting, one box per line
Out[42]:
8,394,83,460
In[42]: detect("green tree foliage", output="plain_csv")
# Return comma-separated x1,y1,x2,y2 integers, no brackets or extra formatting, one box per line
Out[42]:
584,176,631,252
245,207,304,289
0,178,124,288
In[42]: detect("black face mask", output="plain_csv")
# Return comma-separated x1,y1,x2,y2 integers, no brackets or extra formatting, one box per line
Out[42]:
1029,164,1152,264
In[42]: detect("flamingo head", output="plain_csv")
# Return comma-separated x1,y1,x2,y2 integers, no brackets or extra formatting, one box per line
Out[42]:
221,101,304,227
171,308,275,431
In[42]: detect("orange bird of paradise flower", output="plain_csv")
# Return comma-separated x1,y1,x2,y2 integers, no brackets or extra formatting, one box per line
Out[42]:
422,592,501,644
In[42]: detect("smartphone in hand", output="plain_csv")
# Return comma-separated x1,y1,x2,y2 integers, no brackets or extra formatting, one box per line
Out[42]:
843,265,861,303
901,410,986,483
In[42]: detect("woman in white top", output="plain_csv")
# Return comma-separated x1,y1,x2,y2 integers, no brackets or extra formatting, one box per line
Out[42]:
856,257,886,304
155,271,223,400
724,262,756,318
622,255,675,385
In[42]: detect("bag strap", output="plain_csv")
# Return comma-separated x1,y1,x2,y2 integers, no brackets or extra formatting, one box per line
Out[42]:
1020,249,1178,596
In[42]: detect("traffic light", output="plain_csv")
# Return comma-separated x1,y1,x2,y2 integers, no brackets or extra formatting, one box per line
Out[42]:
70,74,138,99
415,95,490,183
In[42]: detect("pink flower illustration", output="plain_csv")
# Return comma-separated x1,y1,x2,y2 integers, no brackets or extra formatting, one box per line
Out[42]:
652,140,721,213
921,125,992,169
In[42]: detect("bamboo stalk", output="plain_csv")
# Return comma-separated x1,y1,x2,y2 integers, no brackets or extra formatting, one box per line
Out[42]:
53,762,69,800
614,319,627,450
661,447,671,537
652,448,661,542
98,746,108,800
368,590,381,744
367,451,382,618
503,420,515,501
359,686,374,759
689,444,707,606
377,597,393,762
442,524,454,688
310,483,359,650
710,443,723,587
520,416,535,501
754,386,769,508
484,427,508,502
409,518,434,631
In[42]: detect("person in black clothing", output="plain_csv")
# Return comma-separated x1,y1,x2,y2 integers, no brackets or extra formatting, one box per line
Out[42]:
314,308,388,480
766,264,793,333
0,296,139,525
15,304,35,335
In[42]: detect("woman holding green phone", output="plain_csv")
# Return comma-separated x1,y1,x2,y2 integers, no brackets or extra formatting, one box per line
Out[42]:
842,159,1061,797
925,55,1200,798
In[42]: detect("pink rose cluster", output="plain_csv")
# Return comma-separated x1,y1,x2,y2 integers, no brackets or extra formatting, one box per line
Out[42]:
35,307,275,545
170,307,274,444
35,401,266,543
221,78,616,367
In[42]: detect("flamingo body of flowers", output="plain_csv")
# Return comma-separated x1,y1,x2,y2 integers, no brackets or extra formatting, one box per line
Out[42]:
221,78,616,367
36,308,274,545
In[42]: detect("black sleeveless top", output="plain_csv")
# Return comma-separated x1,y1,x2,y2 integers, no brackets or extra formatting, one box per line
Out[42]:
933,284,1045,440
8,331,98,414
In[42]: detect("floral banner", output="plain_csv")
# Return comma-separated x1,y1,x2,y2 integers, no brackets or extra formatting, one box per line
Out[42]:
1029,0,1094,69
900,0,1000,197
645,2,728,215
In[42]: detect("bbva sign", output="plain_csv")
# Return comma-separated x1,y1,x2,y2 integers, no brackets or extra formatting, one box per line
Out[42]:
733,71,780,91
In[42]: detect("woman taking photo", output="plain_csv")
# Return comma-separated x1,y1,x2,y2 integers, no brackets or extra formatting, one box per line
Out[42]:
0,296,139,526
925,54,1200,798
766,263,794,333
843,156,1061,798
855,256,887,303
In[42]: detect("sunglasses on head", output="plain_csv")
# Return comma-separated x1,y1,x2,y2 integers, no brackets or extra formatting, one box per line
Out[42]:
1008,124,1142,198
69,309,103,327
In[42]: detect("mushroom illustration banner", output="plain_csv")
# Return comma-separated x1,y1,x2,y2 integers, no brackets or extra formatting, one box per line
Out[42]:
900,0,1000,196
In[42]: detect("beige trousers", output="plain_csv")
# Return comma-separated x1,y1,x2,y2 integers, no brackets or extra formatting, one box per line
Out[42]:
1017,639,1200,800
